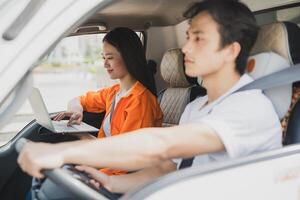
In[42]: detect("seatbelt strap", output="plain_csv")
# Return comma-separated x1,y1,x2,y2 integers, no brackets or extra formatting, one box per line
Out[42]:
236,64,300,92
157,89,166,104
179,157,195,169
179,63,300,169
110,96,117,123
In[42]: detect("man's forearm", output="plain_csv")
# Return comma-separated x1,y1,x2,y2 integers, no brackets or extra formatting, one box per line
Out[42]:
108,161,176,193
61,128,169,170
18,123,224,178
60,123,224,170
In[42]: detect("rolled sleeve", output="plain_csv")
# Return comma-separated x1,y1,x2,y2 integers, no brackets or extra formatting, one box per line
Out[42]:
193,91,282,160
80,89,109,112
199,119,239,158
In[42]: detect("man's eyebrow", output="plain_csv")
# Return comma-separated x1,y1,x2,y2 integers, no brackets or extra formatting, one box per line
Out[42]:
191,30,204,35
186,29,204,36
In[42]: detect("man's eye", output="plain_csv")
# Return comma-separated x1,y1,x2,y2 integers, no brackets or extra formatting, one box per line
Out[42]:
195,37,204,42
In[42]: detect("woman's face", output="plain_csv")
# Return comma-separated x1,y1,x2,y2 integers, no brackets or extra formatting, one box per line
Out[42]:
102,41,129,80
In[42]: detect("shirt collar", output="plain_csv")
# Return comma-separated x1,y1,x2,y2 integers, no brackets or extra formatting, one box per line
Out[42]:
202,74,254,110
115,81,146,97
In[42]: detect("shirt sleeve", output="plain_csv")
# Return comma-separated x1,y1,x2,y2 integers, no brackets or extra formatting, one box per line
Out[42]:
79,87,111,113
196,92,281,158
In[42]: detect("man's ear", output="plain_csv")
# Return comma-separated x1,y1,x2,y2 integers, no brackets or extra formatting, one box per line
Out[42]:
225,42,241,63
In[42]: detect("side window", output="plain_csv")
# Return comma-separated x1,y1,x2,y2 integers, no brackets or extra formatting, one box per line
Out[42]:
255,5,300,26
0,32,143,147
32,34,117,113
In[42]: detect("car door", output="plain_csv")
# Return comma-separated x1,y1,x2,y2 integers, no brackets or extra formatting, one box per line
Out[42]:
0,0,114,199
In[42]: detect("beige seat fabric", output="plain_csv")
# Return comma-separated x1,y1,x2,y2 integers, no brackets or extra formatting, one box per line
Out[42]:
247,51,291,119
249,22,300,142
251,23,292,63
159,48,194,127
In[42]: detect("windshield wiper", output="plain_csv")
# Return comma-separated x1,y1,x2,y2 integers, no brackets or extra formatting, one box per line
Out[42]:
3,0,46,41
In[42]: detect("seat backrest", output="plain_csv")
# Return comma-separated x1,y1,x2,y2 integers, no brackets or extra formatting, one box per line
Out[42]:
158,48,205,127
247,22,300,144
247,51,291,119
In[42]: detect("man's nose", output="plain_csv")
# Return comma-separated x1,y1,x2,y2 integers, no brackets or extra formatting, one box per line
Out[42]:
182,41,190,54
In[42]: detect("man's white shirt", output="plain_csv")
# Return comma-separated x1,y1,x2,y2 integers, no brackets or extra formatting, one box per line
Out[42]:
175,74,282,168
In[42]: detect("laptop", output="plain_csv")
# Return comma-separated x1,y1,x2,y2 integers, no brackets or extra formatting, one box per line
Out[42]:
29,87,99,133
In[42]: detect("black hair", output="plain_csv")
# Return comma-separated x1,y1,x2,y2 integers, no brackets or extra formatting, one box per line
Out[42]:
103,27,156,95
184,0,259,75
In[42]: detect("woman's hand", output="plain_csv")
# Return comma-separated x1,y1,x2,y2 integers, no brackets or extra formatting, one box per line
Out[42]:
75,165,111,191
53,111,83,125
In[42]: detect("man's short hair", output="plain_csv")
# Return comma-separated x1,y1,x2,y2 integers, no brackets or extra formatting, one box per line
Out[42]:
184,0,259,75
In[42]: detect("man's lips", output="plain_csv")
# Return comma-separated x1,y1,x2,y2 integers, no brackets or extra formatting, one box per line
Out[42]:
184,58,194,64
107,69,113,73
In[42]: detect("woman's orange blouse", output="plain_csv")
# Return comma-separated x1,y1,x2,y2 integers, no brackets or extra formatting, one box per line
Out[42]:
79,81,163,175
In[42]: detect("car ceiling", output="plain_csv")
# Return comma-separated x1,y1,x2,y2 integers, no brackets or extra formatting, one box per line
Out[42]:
74,0,300,33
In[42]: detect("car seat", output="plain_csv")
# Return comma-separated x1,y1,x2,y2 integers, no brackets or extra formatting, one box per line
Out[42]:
247,22,300,144
158,48,206,127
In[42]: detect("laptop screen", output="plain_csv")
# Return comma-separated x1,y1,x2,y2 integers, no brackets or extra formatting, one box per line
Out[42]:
28,87,54,131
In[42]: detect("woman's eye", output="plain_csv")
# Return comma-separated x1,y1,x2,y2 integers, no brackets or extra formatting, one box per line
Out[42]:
103,57,113,60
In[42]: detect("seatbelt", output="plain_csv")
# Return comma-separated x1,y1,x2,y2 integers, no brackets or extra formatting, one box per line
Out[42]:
179,63,300,169
236,64,300,92
157,89,166,104
109,96,117,123
179,157,195,169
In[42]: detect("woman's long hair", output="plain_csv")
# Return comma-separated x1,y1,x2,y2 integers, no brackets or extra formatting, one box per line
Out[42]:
103,27,156,95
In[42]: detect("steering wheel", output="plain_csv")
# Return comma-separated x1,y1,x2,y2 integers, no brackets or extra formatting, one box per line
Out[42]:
15,138,121,200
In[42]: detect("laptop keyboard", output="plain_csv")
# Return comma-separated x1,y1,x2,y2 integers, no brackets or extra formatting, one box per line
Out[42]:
51,120,98,132
52,120,77,131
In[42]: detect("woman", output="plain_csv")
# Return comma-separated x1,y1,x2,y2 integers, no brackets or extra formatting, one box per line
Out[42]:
54,27,163,175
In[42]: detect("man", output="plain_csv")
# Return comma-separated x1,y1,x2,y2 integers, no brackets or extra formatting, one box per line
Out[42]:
18,0,282,193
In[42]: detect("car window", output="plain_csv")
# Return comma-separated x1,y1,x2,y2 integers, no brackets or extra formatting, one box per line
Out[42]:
0,32,142,147
255,5,300,26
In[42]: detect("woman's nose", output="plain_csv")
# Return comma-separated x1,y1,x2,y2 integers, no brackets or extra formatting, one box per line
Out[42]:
104,59,109,67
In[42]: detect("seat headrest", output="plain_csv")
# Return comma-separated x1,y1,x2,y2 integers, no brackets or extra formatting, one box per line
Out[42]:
247,52,292,119
160,48,191,87
251,22,300,65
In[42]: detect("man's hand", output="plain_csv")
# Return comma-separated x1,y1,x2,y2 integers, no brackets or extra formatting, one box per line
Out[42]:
53,111,83,126
17,141,65,179
76,165,111,191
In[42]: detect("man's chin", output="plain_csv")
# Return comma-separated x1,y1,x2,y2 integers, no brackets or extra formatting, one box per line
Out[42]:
185,69,198,78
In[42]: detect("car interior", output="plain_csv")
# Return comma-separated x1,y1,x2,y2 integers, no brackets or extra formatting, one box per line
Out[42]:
0,0,300,199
